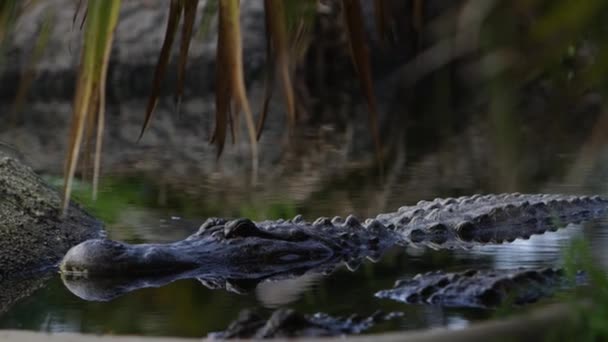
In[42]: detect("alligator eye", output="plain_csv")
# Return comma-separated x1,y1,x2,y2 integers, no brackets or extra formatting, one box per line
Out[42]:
224,218,260,238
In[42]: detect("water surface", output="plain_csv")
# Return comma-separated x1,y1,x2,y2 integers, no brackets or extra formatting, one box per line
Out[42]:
1,144,607,337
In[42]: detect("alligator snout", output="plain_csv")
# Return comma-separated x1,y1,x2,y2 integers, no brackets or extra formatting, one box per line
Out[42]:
60,239,199,276
60,239,130,276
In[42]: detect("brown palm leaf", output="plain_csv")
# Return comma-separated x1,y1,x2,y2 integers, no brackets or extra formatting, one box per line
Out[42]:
215,0,258,181
175,0,199,116
139,0,183,141
62,0,120,213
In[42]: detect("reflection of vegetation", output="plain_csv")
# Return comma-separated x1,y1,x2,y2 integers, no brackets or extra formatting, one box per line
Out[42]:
62,0,120,212
59,0,382,210
555,239,608,341
47,176,156,224
238,201,297,222
3,1,608,209
47,175,298,224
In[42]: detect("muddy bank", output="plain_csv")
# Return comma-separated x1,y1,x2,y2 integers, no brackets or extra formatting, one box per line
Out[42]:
0,150,101,276
0,150,101,312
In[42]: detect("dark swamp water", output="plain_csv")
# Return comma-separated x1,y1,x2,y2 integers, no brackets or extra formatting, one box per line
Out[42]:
2,117,608,337
3,0,608,338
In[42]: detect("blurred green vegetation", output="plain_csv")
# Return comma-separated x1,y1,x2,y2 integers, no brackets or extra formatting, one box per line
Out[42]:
46,175,298,224
553,238,608,341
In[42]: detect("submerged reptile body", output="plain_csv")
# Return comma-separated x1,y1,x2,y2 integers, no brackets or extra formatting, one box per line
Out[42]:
61,193,607,278
376,267,583,308
376,193,606,246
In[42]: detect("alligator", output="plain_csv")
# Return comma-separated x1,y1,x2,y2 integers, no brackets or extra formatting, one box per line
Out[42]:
209,308,402,339
59,193,608,300
375,267,586,309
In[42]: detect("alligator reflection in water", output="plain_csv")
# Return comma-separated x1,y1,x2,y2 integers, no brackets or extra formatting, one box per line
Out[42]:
59,194,608,302
376,268,586,309
208,308,403,339
61,263,337,302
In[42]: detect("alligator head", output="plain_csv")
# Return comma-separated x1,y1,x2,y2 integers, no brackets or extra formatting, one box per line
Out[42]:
60,217,342,277
59,215,395,300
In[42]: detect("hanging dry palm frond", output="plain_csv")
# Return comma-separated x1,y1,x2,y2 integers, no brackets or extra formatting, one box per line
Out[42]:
176,0,200,115
139,0,184,140
213,0,258,182
257,2,275,141
136,0,258,180
62,0,120,213
257,0,296,138
257,0,317,139
62,0,390,210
